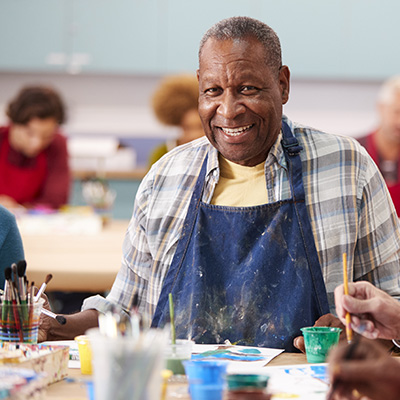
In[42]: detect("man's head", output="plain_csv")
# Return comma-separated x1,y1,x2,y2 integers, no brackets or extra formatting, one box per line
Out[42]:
377,76,400,144
6,86,66,158
197,16,290,166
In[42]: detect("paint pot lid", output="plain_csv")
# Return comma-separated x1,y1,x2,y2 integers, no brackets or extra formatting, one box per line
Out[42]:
227,374,269,390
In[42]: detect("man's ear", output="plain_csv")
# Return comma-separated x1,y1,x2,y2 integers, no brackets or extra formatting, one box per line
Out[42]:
279,65,290,105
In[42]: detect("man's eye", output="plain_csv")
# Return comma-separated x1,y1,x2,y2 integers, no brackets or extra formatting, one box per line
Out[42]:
241,86,257,92
204,87,220,95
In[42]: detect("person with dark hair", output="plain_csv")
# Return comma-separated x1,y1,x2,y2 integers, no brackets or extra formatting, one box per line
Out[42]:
149,73,204,166
38,17,400,352
0,85,70,210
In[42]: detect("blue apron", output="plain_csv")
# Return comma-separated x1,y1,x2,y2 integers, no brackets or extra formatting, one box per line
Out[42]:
152,121,330,351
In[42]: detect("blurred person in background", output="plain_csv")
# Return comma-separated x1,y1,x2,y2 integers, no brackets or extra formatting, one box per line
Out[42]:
0,86,70,211
358,76,400,215
148,73,204,166
0,204,24,288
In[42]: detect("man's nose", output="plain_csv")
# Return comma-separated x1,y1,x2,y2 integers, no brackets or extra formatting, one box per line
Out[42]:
216,92,245,119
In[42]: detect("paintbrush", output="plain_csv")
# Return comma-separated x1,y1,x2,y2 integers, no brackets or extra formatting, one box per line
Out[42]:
131,293,140,339
16,261,27,301
6,268,24,341
342,253,353,343
2,267,12,323
11,263,21,304
169,293,176,345
41,308,67,325
326,334,361,400
17,260,28,321
34,274,53,302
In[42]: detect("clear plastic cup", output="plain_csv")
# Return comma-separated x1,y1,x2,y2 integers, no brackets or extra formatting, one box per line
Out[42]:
87,327,167,400
164,339,193,375
0,299,43,344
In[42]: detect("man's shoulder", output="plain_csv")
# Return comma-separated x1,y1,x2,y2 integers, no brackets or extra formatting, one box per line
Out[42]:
290,120,366,155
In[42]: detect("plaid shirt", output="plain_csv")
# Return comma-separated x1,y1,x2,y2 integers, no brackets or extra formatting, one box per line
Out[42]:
83,116,400,324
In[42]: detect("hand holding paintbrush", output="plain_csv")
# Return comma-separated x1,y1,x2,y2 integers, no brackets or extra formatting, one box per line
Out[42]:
33,273,67,325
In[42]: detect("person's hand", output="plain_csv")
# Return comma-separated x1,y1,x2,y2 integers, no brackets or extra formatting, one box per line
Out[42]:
38,292,53,343
327,338,400,400
293,313,346,353
334,281,400,340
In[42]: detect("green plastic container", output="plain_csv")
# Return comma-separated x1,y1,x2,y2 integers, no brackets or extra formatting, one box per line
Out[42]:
227,374,269,390
301,326,342,363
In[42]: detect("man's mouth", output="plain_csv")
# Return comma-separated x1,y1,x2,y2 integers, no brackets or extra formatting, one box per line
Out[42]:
220,124,254,136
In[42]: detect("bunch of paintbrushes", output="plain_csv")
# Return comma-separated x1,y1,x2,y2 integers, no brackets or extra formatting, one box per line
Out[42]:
0,261,65,342
98,293,141,339
0,260,37,342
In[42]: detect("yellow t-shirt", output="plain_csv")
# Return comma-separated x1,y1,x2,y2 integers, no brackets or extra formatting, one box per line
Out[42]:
211,155,267,206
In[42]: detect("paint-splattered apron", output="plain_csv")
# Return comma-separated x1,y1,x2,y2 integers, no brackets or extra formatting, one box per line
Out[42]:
152,121,330,351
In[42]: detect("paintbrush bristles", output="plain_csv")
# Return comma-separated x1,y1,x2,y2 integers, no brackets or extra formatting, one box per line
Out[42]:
45,274,53,285
4,267,12,282
17,260,27,277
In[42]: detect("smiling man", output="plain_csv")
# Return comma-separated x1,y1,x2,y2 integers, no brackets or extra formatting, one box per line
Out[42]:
42,17,400,353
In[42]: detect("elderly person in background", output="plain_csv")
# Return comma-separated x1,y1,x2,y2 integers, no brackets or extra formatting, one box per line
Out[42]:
357,76,400,215
39,17,400,353
149,73,204,166
0,86,70,210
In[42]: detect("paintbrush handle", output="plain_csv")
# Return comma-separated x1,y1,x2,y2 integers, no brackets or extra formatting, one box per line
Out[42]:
34,283,46,302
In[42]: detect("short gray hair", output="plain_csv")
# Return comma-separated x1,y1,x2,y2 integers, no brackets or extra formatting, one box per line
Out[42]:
199,16,282,72
377,75,400,104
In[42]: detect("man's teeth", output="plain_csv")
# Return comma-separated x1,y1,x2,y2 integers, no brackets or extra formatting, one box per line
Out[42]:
221,125,252,136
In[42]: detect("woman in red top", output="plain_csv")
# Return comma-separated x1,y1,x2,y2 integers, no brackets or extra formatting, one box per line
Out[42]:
0,86,70,210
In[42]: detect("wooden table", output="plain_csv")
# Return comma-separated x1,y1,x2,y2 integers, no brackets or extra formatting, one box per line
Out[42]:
44,353,308,400
21,219,129,293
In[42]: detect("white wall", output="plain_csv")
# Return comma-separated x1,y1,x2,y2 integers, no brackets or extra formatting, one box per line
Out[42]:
0,72,381,140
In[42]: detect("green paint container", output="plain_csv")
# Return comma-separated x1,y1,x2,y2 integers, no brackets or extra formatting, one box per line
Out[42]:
164,339,193,375
301,326,342,363
227,374,269,391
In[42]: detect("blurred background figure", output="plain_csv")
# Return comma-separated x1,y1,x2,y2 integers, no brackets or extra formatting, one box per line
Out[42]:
148,73,204,166
0,205,24,288
0,86,70,211
358,76,400,215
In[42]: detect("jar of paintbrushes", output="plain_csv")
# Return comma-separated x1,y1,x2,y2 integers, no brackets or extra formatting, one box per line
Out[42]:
0,261,44,344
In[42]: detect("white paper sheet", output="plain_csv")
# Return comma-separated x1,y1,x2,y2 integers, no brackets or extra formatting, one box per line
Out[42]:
42,340,80,369
191,344,284,374
266,363,329,399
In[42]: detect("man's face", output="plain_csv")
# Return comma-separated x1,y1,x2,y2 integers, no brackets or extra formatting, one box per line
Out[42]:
197,37,290,167
10,117,58,158
379,90,400,143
